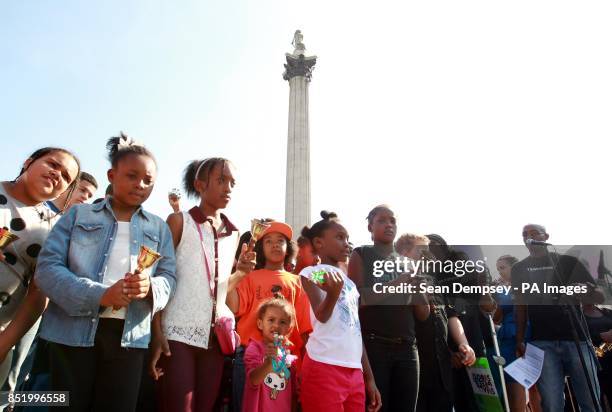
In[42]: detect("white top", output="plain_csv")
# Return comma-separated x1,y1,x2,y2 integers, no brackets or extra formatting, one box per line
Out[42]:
162,211,238,349
0,182,58,330
300,264,363,369
100,222,130,319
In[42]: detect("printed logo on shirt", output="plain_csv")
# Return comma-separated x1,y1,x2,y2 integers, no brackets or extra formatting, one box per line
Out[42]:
255,284,285,301
265,372,286,400
271,285,282,296
527,266,554,272
337,281,361,333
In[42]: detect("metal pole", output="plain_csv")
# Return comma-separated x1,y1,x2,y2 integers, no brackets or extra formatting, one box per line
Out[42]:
488,313,510,412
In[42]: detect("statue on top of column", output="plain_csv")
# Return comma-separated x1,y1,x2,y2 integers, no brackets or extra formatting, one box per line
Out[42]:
292,30,306,54
283,29,316,81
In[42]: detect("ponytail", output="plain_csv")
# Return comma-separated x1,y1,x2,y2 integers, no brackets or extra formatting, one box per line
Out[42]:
106,132,155,167
301,210,339,242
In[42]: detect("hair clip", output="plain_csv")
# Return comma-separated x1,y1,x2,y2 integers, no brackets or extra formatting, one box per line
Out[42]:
118,132,143,150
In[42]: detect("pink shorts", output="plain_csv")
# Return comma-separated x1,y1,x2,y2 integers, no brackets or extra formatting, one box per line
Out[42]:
300,352,365,412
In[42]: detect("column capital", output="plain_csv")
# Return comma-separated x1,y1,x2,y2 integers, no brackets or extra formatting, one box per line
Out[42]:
283,53,317,82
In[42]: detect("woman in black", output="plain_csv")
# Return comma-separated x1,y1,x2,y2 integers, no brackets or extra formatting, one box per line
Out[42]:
584,303,612,410
395,233,476,412
426,234,486,412
348,205,429,412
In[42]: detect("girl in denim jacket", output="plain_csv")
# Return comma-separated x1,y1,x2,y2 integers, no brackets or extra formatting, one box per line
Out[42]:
35,134,176,412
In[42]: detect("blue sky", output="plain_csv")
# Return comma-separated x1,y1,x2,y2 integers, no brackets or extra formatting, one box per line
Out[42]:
2,1,612,248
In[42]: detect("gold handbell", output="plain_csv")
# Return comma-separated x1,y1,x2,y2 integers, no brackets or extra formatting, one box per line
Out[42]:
135,245,162,274
112,246,162,312
595,342,612,358
251,219,271,242
0,228,19,250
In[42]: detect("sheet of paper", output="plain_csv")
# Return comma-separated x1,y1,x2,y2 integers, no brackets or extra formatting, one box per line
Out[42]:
504,343,545,389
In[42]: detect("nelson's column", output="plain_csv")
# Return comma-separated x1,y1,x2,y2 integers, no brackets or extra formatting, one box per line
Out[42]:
283,30,316,237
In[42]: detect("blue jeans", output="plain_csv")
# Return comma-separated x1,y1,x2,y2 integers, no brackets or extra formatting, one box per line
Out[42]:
232,346,245,412
531,340,600,412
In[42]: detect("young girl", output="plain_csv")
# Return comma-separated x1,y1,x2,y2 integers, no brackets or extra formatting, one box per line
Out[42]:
226,221,312,411
0,147,80,388
494,255,540,412
150,157,253,412
34,134,176,412
293,235,319,275
348,206,430,412
242,297,298,412
299,211,381,412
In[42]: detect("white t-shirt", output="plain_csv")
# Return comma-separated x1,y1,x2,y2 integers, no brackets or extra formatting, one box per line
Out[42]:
100,222,131,319
300,264,363,369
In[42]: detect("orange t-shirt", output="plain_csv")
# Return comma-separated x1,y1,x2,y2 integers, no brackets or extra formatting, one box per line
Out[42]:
236,269,312,354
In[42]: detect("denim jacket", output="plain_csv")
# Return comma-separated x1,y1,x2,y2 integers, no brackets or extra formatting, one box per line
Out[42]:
35,199,176,349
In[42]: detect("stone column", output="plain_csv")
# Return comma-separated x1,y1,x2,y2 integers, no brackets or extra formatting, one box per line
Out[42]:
283,30,316,237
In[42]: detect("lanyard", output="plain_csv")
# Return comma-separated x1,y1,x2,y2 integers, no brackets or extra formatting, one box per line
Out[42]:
190,211,220,322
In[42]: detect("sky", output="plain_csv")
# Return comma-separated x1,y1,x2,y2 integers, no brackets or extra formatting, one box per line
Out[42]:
2,0,612,249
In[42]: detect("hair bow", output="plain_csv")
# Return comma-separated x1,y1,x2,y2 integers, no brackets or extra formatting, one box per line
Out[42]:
118,132,143,149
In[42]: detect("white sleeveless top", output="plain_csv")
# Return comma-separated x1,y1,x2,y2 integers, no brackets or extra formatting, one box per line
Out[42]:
162,211,238,348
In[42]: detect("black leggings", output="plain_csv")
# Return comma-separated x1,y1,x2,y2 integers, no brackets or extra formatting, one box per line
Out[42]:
364,337,419,412
48,319,146,412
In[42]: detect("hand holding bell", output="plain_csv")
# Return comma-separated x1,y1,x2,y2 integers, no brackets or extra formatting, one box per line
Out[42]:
249,219,271,252
234,219,269,274
113,246,162,311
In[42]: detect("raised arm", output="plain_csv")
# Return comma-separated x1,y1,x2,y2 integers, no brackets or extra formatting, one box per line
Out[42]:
226,242,256,314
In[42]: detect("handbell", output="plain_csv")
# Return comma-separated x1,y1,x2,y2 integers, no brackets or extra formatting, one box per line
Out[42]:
596,342,612,358
135,245,162,274
0,228,19,250
113,246,162,311
250,219,271,243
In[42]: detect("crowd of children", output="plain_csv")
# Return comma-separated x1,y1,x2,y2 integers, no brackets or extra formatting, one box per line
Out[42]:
1,135,568,412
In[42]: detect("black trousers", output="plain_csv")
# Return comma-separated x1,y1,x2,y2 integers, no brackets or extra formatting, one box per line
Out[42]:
451,367,479,412
416,364,453,412
48,319,146,412
364,336,419,412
